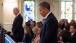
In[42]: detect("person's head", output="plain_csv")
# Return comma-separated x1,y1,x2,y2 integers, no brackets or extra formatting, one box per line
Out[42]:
60,30,71,42
39,2,50,17
69,24,76,33
65,22,69,26
24,22,30,29
32,26,39,35
36,22,42,28
30,21,36,27
59,19,65,24
32,22,42,35
64,25,70,31
70,20,75,24
36,22,42,34
13,7,19,16
32,27,41,35
64,19,68,23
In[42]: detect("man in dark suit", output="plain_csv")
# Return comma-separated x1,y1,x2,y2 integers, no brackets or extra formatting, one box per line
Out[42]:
10,7,24,42
69,24,76,43
39,2,58,43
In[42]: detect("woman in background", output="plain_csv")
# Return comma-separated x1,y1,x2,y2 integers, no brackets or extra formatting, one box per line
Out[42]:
32,22,42,43
22,22,32,43
59,30,71,43
30,21,36,29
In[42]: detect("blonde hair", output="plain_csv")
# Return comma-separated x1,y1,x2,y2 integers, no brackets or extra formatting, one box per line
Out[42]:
32,26,39,35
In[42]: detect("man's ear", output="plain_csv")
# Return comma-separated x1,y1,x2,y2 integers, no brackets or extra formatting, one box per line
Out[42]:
43,8,46,11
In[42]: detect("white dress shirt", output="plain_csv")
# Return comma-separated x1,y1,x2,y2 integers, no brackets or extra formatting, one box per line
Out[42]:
44,12,51,19
16,13,20,17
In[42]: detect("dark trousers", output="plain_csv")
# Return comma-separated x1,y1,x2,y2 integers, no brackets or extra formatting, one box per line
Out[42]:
13,37,22,42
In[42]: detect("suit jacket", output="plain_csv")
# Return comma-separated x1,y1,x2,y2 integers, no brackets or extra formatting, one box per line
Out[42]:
70,32,76,43
40,12,58,43
12,14,24,39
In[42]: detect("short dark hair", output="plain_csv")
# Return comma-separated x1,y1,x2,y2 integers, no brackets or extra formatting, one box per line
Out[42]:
25,22,30,27
39,2,50,10
70,24,76,29
60,30,71,42
64,25,70,31
32,21,36,26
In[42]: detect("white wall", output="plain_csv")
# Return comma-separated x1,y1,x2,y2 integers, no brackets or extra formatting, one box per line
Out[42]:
0,0,61,31
3,0,18,31
37,0,60,21
0,0,3,26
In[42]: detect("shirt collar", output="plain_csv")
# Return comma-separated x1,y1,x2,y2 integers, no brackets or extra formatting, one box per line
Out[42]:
16,13,20,17
71,32,75,35
44,12,51,19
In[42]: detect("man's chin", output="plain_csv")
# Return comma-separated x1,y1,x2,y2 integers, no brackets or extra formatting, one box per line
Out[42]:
42,15,45,17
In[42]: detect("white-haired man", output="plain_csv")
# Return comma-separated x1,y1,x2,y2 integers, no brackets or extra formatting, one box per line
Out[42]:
10,7,24,42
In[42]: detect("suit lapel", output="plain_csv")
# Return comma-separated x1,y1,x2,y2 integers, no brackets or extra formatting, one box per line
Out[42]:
13,14,20,23
40,13,53,37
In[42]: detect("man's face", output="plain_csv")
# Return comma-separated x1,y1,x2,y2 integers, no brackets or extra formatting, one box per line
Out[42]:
69,26,75,33
13,9,18,15
39,6,47,17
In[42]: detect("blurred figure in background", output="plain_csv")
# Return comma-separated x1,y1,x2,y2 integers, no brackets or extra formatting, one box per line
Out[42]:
64,25,70,31
22,22,32,43
64,19,69,26
69,24,76,43
59,30,71,43
59,19,65,30
57,25,62,41
0,23,6,33
32,22,42,43
70,20,75,24
30,21,36,29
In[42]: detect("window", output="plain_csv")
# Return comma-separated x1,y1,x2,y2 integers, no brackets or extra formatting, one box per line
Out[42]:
61,2,72,22
24,0,35,22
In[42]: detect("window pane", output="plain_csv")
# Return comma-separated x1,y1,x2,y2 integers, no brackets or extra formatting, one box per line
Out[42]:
75,14,76,20
61,2,65,19
74,2,76,20
61,12,66,19
61,2,65,13
66,14,72,22
66,2,72,13
24,1,34,22
74,2,76,12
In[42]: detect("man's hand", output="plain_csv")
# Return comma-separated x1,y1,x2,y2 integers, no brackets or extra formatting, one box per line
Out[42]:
10,32,14,36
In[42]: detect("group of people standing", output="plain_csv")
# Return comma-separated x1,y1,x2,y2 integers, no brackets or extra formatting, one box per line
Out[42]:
10,1,58,43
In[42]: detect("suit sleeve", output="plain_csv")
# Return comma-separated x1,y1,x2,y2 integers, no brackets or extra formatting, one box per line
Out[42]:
12,17,23,34
41,19,58,43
